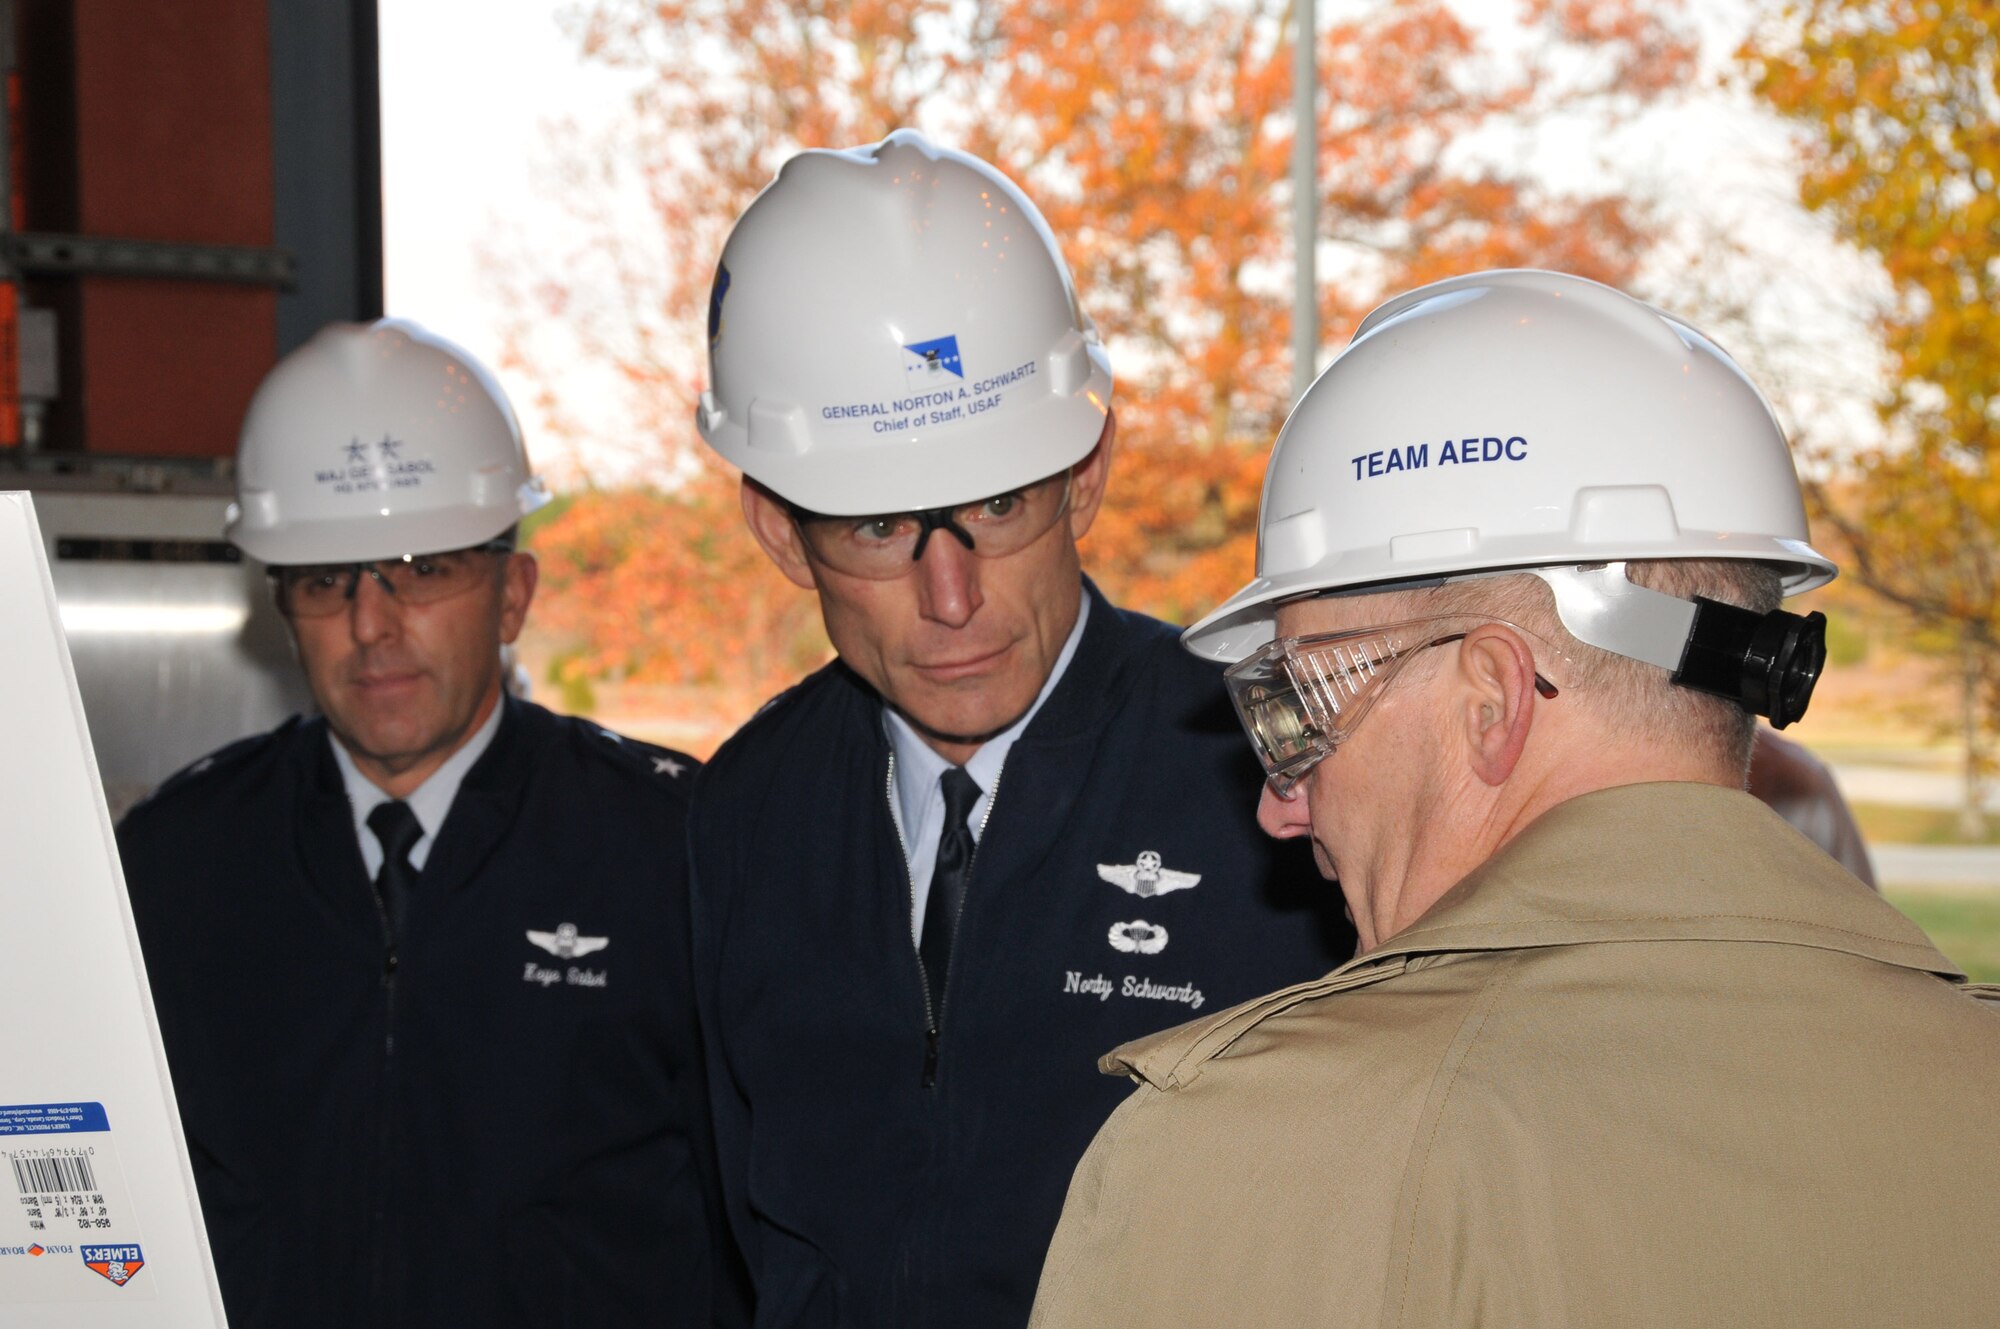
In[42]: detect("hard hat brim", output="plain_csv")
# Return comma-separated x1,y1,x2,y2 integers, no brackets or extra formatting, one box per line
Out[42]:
704,366,1111,515
228,496,538,567
1182,535,1837,665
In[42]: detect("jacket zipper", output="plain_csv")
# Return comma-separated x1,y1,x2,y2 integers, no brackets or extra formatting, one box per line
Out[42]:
367,877,399,1307
888,752,1001,1089
370,895,399,1055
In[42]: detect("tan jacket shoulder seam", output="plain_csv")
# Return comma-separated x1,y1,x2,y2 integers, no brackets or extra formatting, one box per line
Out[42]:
1402,910,1922,947
1162,959,1411,1088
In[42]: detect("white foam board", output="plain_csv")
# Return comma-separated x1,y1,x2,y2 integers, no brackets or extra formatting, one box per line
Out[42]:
0,493,227,1326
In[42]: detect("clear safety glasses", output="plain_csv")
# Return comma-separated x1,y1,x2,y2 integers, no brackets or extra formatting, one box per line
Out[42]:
1224,616,1563,797
788,469,1072,580
272,541,513,618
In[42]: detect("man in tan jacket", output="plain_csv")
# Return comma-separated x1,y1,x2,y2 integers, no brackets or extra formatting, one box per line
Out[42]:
1030,271,2000,1327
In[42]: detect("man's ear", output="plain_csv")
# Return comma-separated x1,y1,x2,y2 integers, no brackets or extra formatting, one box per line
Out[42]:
498,551,539,645
741,478,817,591
1065,409,1118,542
1455,623,1540,787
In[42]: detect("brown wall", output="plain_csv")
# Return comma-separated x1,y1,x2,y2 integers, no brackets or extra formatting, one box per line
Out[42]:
18,0,278,457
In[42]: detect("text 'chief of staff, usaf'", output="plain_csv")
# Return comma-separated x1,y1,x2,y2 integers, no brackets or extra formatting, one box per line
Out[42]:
1031,270,2000,1327
686,130,1353,1328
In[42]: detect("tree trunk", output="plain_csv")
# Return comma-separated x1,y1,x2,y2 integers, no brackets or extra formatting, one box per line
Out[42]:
1960,640,1989,840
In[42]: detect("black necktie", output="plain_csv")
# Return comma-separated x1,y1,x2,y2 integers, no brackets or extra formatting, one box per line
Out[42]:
917,767,982,1021
367,800,422,947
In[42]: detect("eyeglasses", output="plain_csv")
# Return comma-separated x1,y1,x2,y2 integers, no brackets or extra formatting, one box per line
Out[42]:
787,470,1072,581
271,541,513,618
1225,616,1563,797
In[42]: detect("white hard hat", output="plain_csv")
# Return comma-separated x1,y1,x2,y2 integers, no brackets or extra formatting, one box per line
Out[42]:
1184,269,1837,665
227,319,549,564
696,129,1113,516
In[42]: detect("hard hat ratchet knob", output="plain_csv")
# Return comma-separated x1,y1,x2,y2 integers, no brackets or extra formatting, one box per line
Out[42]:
1671,599,1828,729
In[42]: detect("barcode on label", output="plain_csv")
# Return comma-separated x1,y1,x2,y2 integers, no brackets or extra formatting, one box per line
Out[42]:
11,1153,98,1195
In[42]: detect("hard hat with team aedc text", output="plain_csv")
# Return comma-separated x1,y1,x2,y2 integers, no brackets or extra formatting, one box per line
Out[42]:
697,129,1113,516
227,319,549,566
1186,269,1839,730
1185,269,1837,665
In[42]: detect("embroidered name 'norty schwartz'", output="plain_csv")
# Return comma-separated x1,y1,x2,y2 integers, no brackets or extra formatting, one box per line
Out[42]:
1064,970,1205,1010
1351,434,1528,480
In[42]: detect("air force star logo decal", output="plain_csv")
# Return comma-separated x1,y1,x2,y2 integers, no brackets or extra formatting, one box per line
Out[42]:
1097,850,1201,898
527,922,609,959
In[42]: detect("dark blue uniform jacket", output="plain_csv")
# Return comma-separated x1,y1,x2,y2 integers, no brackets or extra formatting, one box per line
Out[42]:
688,581,1354,1328
117,696,749,1328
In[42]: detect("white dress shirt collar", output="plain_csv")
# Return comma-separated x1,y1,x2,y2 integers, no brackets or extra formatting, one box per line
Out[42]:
886,593,1090,929
331,694,505,878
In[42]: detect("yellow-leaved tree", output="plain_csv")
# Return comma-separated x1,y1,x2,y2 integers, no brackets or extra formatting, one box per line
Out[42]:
1745,0,2000,825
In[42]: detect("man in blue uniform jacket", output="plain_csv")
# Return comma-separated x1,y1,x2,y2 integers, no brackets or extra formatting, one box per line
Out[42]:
687,131,1354,1328
117,321,747,1327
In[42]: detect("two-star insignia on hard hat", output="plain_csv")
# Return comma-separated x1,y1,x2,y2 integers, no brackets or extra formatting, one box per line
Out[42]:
1096,851,1201,898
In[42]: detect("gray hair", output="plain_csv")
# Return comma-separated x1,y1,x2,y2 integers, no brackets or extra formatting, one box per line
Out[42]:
1395,560,1785,776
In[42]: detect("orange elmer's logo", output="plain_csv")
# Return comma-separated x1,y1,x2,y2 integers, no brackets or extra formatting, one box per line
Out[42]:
27,1244,44,1256
81,1244,144,1287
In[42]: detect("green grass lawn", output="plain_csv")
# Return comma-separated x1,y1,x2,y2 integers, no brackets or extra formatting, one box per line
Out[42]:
1852,802,2000,847
1885,888,2000,983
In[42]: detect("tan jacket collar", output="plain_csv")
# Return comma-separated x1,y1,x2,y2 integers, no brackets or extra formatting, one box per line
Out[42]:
1373,781,1958,977
1109,782,1958,1092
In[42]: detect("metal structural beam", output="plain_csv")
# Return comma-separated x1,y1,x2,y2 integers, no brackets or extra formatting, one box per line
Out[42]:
1290,0,1318,408
1,0,16,267
268,0,383,352
6,232,296,287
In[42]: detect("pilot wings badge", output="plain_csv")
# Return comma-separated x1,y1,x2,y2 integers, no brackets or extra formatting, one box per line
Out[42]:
527,922,610,959
1096,850,1201,899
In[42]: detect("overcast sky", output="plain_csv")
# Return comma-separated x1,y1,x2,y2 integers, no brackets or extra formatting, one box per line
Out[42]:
377,1,643,472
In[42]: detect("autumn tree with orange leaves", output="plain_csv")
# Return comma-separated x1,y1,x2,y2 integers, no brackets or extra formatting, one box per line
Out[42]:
511,0,1697,706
